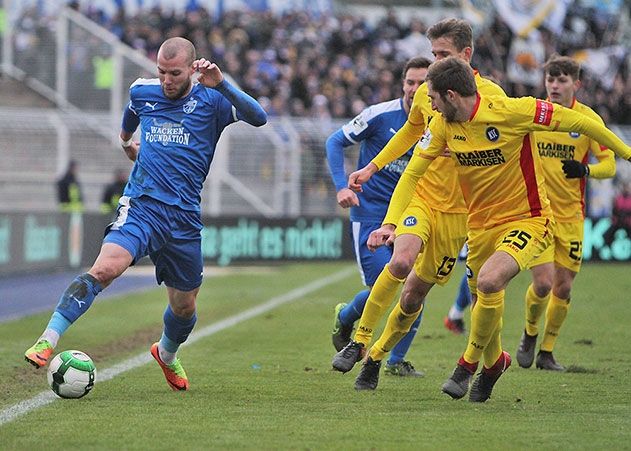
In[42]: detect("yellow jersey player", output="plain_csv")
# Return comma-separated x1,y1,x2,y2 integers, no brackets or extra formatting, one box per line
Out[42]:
387,56,631,402
516,56,616,371
331,18,504,391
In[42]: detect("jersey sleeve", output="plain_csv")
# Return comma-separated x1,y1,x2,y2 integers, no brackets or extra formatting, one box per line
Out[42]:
582,108,615,179
382,120,446,225
371,92,426,169
216,94,238,129
518,98,631,160
341,107,380,144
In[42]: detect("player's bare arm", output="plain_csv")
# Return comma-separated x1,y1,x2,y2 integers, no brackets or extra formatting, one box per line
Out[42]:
348,162,379,192
119,132,139,162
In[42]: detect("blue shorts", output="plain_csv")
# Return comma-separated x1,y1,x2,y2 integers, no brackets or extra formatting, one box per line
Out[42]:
351,221,393,287
103,196,204,292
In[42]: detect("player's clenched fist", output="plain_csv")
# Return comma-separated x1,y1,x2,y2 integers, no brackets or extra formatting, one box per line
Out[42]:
336,188,360,208
367,224,396,252
193,58,224,87
348,162,378,192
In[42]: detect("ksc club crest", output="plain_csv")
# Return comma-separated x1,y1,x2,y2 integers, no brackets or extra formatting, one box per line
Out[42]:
486,126,500,142
183,98,198,114
403,216,417,227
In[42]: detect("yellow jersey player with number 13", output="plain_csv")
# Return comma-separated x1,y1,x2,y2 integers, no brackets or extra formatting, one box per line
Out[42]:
385,56,631,402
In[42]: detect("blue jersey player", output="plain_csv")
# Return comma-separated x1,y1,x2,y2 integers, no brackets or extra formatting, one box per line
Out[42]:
327,57,430,377
24,37,267,391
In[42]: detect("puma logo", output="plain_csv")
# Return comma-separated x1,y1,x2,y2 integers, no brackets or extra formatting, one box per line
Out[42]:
70,295,85,308
145,102,157,110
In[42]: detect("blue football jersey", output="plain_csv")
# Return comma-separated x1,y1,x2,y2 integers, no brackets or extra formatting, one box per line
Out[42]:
341,99,414,222
123,78,237,212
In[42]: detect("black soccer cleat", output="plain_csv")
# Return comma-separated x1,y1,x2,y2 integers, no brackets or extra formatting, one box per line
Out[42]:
331,303,354,352
535,351,565,371
469,351,512,402
516,330,537,368
442,360,476,399
354,357,382,391
331,341,365,373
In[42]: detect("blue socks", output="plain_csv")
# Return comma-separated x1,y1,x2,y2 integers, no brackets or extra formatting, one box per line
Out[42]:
339,289,370,326
455,273,472,311
162,305,197,349
388,311,423,365
51,273,103,332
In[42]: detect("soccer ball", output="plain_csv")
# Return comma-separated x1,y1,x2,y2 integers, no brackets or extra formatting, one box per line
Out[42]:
47,350,96,399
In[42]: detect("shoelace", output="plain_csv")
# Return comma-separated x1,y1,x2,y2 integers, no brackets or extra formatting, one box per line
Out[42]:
341,342,361,359
400,361,416,373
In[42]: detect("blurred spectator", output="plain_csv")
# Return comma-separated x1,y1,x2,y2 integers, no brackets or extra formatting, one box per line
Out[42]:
57,160,83,213
100,168,129,214
10,2,631,123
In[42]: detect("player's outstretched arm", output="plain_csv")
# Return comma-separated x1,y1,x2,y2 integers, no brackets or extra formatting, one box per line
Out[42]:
195,59,267,127
535,101,631,161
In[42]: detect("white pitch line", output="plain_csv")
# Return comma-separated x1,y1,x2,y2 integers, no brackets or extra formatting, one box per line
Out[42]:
0,266,355,427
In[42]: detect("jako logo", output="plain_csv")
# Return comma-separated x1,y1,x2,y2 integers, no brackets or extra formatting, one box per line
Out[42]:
403,216,417,226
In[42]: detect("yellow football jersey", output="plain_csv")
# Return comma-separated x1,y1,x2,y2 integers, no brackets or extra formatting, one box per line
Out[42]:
372,72,505,214
385,95,631,229
535,99,615,222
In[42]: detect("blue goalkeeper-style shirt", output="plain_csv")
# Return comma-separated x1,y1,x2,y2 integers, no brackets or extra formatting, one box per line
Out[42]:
326,98,414,222
122,78,237,212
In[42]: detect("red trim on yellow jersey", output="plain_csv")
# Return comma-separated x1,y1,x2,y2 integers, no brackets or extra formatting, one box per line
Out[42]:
519,134,542,217
534,100,554,126
469,92,481,121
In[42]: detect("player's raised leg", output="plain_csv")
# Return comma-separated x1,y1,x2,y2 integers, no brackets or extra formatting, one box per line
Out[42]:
25,243,131,368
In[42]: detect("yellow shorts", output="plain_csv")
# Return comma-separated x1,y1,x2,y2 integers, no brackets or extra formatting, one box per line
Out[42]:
467,217,553,293
528,220,583,272
397,196,467,286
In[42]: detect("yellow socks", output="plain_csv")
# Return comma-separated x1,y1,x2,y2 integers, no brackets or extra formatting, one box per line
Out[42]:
524,283,550,336
463,290,504,364
354,265,405,346
482,318,503,368
541,294,570,352
369,302,423,361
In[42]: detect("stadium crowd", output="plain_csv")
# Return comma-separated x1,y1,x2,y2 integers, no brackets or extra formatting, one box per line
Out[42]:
12,2,631,124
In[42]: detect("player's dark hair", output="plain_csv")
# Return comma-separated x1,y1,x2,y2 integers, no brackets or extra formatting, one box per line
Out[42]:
426,56,477,97
427,18,473,52
544,54,580,80
401,56,432,79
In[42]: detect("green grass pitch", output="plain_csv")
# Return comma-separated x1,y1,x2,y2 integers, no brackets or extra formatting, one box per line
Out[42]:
1,262,631,449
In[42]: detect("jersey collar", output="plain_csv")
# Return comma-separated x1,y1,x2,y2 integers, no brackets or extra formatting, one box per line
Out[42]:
468,92,481,121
